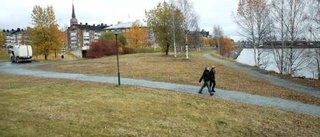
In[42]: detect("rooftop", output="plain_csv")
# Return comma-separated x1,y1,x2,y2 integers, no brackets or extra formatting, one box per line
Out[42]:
104,20,146,30
69,23,110,31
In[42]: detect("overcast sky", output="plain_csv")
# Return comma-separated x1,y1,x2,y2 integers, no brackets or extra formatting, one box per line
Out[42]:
0,0,242,41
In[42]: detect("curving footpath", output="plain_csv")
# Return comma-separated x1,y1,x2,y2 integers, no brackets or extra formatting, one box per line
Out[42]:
0,57,320,118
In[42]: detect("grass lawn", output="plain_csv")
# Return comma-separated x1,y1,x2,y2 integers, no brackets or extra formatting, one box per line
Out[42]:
36,51,320,106
0,49,9,61
0,75,319,136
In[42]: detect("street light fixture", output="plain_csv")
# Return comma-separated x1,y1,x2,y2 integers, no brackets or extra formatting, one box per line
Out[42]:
115,29,120,85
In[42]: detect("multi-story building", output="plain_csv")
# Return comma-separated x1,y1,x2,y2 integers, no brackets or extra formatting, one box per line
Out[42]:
2,28,29,49
66,3,109,50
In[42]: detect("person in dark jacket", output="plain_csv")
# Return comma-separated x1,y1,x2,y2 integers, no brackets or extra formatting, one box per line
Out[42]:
198,67,213,96
209,66,216,93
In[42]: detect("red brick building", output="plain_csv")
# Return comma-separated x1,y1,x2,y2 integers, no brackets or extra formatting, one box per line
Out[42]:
66,3,109,50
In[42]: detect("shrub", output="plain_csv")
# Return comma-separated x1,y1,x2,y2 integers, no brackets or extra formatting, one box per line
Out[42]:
99,32,127,47
86,41,117,58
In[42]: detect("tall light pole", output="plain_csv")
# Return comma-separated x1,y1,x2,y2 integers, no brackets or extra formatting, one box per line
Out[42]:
115,31,120,85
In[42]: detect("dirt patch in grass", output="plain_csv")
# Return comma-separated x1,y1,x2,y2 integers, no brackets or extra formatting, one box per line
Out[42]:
35,52,320,106
0,75,319,136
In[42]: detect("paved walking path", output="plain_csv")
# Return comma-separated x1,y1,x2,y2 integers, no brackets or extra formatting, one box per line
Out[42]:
0,57,320,118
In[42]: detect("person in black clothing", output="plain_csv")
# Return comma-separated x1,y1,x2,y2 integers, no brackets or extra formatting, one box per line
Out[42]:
198,67,213,96
209,66,216,93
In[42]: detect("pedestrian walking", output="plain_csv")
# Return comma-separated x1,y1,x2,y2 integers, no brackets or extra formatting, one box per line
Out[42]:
209,66,216,93
198,67,213,96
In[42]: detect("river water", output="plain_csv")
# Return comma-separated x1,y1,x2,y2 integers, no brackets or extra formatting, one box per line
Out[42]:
236,48,319,79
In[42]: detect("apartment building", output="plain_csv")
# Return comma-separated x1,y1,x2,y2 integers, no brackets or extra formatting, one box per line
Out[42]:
2,28,29,49
66,3,109,50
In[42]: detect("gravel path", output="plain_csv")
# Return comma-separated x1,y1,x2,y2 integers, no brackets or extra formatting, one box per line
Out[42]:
204,54,320,98
0,59,320,118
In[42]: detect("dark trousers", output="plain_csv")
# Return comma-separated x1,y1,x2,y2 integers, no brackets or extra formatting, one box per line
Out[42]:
210,80,216,92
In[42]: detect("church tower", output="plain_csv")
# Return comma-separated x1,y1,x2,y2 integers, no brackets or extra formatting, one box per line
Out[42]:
70,2,78,26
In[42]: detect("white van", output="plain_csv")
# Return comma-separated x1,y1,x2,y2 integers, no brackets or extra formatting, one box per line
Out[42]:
10,44,33,63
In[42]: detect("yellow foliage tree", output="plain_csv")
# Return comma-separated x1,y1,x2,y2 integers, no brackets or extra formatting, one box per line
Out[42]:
209,38,216,47
125,23,149,48
201,37,209,46
27,5,63,60
219,37,233,57
0,31,6,48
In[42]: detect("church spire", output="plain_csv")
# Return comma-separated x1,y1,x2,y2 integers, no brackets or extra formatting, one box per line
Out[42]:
70,0,78,26
72,3,76,18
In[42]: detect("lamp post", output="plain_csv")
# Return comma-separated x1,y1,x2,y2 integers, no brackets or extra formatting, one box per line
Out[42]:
115,31,120,85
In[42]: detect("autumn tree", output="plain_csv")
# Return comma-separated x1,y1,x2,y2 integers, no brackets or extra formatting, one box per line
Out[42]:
219,37,233,57
146,0,199,57
209,38,216,47
145,1,175,55
234,0,272,67
125,23,149,48
99,32,126,47
0,31,5,48
98,32,126,55
201,37,210,46
27,5,63,60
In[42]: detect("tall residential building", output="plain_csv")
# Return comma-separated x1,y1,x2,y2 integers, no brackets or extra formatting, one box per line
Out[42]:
66,2,109,49
2,28,29,48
